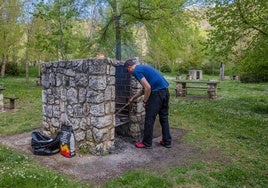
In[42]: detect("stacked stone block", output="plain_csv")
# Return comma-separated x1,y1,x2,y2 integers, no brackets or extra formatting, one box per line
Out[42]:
41,58,116,155
129,75,145,139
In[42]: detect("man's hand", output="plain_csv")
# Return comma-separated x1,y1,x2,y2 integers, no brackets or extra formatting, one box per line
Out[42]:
128,96,134,104
142,100,147,107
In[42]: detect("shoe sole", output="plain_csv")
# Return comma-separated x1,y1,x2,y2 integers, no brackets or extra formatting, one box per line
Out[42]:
160,142,171,148
135,142,152,149
162,145,171,148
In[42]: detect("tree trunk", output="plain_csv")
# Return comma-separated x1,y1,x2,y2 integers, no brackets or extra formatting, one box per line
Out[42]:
115,17,121,60
26,28,30,85
114,0,121,60
1,55,7,78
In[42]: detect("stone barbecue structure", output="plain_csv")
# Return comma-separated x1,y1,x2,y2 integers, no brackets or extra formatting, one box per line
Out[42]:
188,70,203,80
41,58,145,155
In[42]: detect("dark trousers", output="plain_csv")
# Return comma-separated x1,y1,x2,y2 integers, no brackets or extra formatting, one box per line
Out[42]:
142,88,172,146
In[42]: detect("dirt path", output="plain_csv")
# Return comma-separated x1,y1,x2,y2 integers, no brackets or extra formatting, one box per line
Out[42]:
0,128,204,186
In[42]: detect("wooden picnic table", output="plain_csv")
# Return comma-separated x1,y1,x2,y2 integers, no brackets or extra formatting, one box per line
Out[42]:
0,86,19,109
174,80,219,99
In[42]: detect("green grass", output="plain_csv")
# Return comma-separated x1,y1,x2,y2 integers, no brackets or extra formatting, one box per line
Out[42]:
0,75,267,187
0,146,91,188
166,79,268,187
0,77,42,134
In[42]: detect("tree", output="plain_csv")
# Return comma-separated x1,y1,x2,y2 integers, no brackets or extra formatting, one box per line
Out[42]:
146,5,208,73
205,0,268,81
0,0,23,77
22,0,40,84
33,0,81,61
92,0,187,60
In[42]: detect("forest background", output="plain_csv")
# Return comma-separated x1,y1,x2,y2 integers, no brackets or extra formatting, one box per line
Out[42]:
0,0,267,82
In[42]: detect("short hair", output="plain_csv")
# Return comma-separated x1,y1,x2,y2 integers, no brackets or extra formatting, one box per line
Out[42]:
124,58,138,68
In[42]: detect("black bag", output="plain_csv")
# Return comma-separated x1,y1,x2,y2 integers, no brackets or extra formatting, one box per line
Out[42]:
31,131,60,155
60,124,75,158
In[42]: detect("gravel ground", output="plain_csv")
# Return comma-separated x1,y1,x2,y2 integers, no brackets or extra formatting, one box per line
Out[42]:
0,128,209,186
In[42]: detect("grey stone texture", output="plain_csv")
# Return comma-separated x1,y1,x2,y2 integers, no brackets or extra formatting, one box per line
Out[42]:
42,58,116,155
42,58,145,155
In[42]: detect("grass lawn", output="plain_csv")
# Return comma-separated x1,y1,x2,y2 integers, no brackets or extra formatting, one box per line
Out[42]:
0,74,267,187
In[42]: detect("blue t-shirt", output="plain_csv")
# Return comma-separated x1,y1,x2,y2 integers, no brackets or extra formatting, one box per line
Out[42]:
133,65,169,91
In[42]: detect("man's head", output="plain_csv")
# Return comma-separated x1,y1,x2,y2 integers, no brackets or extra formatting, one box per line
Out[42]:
124,58,138,73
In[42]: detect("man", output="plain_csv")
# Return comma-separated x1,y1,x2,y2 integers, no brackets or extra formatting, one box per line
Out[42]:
124,58,172,149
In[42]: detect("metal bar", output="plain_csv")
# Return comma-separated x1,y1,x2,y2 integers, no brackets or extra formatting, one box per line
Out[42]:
115,103,130,115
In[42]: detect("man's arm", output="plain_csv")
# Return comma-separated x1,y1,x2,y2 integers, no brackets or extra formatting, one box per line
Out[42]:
128,77,151,104
139,77,151,103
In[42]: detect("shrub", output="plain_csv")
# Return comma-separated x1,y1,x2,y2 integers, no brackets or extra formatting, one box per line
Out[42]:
160,64,172,73
2,62,21,76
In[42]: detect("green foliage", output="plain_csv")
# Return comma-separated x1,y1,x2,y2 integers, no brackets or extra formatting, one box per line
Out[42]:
205,0,268,82
23,66,40,78
145,5,208,72
2,62,21,76
0,0,23,77
238,35,268,82
1,63,39,78
32,0,82,61
160,64,172,73
95,0,187,60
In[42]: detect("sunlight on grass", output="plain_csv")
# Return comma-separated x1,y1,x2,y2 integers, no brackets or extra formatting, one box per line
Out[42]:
0,77,43,135
0,146,91,188
167,78,268,187
0,75,267,187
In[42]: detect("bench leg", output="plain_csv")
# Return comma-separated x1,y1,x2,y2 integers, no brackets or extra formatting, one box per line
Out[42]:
9,99,16,109
175,84,183,97
207,89,217,99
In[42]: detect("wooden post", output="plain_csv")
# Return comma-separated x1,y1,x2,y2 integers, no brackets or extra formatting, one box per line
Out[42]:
219,63,224,81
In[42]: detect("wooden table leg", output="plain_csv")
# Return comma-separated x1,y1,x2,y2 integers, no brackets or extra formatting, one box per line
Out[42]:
175,83,183,97
207,83,217,99
182,83,187,97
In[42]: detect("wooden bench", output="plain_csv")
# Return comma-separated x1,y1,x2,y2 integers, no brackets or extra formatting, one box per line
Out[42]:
4,96,19,109
175,80,219,99
186,86,208,89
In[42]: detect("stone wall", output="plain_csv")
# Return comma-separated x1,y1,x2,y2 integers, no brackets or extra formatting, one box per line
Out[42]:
129,72,145,138
41,58,145,155
41,58,116,155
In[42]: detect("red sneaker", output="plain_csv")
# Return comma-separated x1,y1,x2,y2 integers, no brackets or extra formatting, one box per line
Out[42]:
135,142,152,149
160,140,171,148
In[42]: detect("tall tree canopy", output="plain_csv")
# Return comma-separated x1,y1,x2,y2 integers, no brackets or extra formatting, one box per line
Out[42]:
0,0,23,77
7,0,267,80
92,0,187,60
205,0,268,81
33,0,81,61
1,0,208,77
